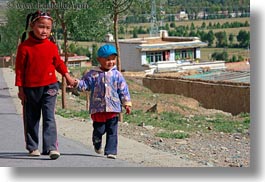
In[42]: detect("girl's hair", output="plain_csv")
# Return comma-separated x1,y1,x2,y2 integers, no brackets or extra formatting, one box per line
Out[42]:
21,10,54,43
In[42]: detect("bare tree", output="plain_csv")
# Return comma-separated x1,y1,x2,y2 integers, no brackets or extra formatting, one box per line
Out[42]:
111,0,134,71
51,0,110,108
51,0,69,109
106,0,134,122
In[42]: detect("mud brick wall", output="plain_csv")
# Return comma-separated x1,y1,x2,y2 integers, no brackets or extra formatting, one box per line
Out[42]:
143,76,250,115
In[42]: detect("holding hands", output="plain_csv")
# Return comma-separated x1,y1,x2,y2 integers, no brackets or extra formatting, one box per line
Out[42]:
65,73,76,87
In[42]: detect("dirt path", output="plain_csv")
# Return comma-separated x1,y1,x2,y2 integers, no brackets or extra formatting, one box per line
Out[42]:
2,68,203,167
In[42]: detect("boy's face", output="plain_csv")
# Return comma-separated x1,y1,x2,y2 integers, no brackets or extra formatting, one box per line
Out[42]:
97,54,117,70
30,18,52,40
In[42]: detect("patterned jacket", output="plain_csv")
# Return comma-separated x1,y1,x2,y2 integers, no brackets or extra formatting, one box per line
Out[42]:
77,66,132,114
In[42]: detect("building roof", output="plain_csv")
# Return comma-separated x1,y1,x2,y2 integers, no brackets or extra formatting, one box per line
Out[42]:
116,32,207,51
136,41,208,51
60,55,90,62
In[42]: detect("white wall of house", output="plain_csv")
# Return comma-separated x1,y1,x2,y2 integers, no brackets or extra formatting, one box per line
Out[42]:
169,49,175,61
118,45,204,71
141,52,147,65
119,43,145,71
195,48,201,59
106,31,206,71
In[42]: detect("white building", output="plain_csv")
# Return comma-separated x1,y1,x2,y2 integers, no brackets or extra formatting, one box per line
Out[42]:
60,54,90,67
106,30,208,72
176,11,189,21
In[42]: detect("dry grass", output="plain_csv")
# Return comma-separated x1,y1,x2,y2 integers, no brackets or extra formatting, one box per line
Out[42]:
201,47,250,60
127,17,249,29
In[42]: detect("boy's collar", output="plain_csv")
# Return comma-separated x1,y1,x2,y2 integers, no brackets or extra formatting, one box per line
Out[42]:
91,65,117,72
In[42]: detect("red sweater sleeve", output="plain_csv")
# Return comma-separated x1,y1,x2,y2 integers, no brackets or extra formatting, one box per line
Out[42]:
15,44,27,86
15,36,69,87
52,44,68,76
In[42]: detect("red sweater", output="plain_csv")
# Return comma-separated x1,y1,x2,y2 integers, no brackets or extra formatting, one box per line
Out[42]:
15,33,68,87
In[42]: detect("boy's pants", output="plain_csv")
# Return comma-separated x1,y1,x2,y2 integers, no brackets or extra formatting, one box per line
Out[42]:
23,82,59,154
92,116,118,155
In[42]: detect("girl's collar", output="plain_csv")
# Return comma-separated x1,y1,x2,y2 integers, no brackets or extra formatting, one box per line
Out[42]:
28,31,48,43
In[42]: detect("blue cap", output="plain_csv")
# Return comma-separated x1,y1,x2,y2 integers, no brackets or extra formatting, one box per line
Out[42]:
97,44,117,58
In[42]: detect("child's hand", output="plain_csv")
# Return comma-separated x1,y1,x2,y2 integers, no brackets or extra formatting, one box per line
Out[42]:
66,77,75,87
18,87,26,105
73,79,79,87
125,105,131,114
65,73,77,87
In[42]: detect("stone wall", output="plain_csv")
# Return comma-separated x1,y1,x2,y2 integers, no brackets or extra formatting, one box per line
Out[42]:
143,76,250,115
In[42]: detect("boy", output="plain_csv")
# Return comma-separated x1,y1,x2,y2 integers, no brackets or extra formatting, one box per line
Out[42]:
75,44,132,159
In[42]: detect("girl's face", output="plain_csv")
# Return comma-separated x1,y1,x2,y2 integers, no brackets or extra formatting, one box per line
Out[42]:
30,18,52,40
97,55,117,71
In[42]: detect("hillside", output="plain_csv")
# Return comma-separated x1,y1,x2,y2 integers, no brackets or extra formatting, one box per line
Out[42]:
57,65,250,167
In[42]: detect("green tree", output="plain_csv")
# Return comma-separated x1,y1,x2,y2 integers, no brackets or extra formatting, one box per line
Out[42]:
66,2,110,42
201,22,206,29
104,0,135,71
91,44,98,66
0,5,26,56
132,27,138,38
68,43,77,53
52,0,75,109
215,31,228,48
212,51,229,62
206,30,215,47
231,55,237,62
237,30,250,48
228,33,235,47
190,22,195,31
170,22,176,28
53,0,111,108
208,22,213,29
2,0,111,109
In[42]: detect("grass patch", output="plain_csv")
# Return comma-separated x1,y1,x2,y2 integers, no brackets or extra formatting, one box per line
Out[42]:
124,110,250,139
56,108,89,119
55,107,250,139
205,113,250,133
156,132,189,139
201,47,249,60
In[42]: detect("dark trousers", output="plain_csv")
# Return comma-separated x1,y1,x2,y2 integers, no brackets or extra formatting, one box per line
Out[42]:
23,82,59,154
92,116,118,155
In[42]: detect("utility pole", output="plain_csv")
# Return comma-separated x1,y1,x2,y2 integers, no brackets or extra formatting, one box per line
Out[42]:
150,0,159,37
160,1,165,29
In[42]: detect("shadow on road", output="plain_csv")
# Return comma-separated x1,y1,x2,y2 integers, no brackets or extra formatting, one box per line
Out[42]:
60,153,102,158
0,152,102,160
0,152,50,160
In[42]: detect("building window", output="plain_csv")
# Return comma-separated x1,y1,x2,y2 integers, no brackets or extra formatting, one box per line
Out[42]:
175,50,181,60
146,52,163,63
182,50,187,59
187,49,194,59
175,49,194,60
146,53,153,63
68,61,81,67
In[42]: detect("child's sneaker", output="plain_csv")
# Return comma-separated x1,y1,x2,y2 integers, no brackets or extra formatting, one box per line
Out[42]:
94,146,103,154
107,154,116,159
29,149,41,157
49,150,60,160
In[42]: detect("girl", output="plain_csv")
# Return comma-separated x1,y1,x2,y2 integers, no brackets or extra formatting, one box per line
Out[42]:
15,10,75,160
